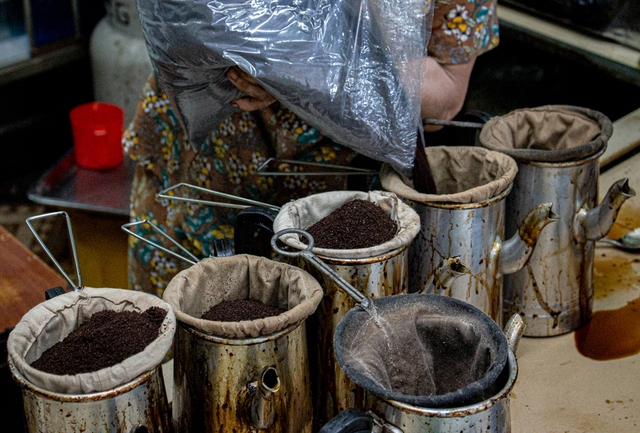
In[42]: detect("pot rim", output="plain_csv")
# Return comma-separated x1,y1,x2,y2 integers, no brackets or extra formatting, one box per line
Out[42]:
419,183,513,210
9,359,160,402
379,349,517,418
513,145,605,168
181,320,303,345
314,243,409,265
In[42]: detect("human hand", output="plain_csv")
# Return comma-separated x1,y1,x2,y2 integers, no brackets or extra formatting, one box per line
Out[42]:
226,66,276,111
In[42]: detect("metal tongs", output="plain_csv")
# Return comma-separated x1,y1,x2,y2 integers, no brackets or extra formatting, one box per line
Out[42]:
256,158,378,177
157,183,280,257
26,211,83,298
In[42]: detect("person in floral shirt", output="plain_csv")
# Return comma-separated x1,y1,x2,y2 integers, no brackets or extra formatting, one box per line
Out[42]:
123,0,500,296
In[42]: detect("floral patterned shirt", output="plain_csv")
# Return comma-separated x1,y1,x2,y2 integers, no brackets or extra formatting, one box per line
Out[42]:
124,0,499,296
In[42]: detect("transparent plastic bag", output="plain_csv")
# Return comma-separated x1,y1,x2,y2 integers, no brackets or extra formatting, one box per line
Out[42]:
137,0,429,177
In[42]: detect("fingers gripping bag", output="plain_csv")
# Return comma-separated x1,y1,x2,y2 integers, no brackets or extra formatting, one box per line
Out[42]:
136,0,430,177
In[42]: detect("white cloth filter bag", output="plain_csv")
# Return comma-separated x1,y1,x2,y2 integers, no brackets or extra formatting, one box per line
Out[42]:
272,190,420,259
380,146,518,204
7,287,176,395
162,255,324,339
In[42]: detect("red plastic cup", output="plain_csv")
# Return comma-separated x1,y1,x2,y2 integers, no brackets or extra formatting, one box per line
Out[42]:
70,102,125,170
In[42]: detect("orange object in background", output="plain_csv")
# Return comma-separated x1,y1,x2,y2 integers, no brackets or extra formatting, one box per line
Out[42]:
70,102,124,170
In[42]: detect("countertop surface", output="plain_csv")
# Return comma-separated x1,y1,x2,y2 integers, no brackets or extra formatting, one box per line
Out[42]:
0,224,66,332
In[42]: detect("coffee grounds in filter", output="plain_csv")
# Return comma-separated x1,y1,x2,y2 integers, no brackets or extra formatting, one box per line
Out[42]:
305,199,397,249
202,299,285,322
31,307,167,375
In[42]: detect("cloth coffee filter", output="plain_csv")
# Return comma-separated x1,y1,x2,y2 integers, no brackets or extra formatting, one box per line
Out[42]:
479,105,612,162
380,146,518,204
272,190,420,259
333,294,508,408
7,287,176,395
162,255,323,339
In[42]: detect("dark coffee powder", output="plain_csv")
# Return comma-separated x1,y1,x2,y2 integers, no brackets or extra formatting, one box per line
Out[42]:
202,299,284,322
31,307,167,375
305,199,397,249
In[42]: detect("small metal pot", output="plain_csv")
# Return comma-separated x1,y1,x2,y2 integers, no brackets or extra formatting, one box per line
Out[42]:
10,361,170,433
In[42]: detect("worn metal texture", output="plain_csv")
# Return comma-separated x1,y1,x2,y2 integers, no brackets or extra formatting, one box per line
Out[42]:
363,349,518,433
172,321,312,433
409,190,508,325
11,362,170,433
503,153,600,336
298,245,409,431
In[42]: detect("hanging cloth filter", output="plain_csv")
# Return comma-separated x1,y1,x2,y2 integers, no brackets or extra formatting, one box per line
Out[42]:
272,230,510,409
380,146,518,204
479,105,612,162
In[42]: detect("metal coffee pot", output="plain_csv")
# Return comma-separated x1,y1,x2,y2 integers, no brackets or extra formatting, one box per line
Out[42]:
162,255,323,433
8,212,173,433
479,105,636,335
380,147,559,326
502,159,634,335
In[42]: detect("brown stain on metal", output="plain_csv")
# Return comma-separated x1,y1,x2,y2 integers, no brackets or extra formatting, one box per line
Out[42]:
593,255,640,300
527,263,561,328
173,322,312,433
575,296,640,360
14,364,170,432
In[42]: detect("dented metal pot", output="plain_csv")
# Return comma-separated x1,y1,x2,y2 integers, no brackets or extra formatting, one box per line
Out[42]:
172,321,312,433
503,149,635,336
410,185,558,326
10,361,170,433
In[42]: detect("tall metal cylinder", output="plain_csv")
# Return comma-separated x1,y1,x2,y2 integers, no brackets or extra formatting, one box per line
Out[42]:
503,152,599,336
172,321,313,433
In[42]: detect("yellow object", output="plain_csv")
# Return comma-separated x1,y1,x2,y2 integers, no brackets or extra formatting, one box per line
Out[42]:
68,211,129,289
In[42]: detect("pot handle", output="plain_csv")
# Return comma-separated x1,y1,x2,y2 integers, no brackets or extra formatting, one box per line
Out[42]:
235,206,278,257
504,314,526,354
26,211,82,291
318,408,374,433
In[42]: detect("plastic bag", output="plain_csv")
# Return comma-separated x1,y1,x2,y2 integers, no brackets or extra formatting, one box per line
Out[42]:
137,0,429,178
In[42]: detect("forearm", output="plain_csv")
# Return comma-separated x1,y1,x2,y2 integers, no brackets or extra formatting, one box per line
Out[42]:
420,57,475,131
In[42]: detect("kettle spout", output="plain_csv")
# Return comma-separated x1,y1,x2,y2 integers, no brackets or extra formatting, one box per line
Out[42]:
421,256,471,294
499,203,559,275
574,178,636,243
243,366,281,430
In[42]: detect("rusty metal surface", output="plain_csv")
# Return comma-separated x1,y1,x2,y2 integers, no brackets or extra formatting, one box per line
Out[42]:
11,362,171,433
410,195,507,325
503,152,612,336
299,246,410,431
364,350,518,432
172,321,312,433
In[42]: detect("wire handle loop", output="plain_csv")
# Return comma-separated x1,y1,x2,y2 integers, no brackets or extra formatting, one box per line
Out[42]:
26,211,82,291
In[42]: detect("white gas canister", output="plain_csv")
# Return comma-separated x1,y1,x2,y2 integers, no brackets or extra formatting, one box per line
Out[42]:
90,0,152,125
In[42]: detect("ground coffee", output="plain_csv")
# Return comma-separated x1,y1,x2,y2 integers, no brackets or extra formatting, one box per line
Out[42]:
202,299,284,322
31,307,167,375
305,199,397,249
